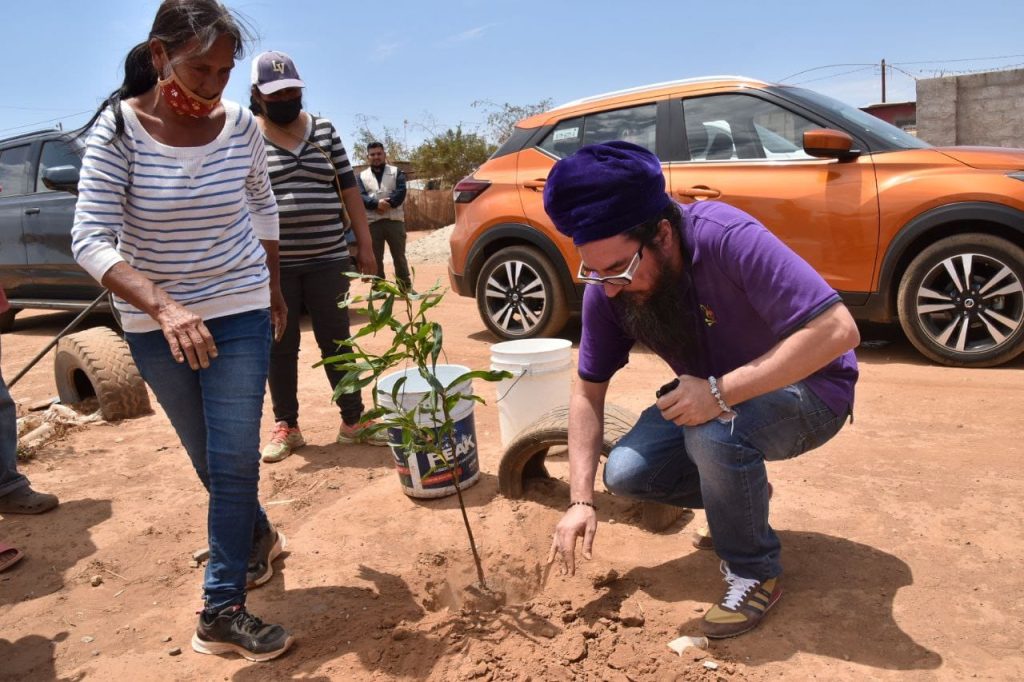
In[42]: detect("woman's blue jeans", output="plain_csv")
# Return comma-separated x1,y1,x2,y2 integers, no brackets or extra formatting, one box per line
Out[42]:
126,309,272,611
603,382,846,582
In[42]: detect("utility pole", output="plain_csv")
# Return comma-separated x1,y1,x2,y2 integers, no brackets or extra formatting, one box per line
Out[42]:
881,58,887,103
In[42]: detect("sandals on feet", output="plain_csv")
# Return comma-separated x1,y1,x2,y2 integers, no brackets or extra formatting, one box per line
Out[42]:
0,543,25,572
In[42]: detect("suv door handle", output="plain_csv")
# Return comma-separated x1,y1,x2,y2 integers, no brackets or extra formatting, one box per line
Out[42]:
24,208,41,215
675,186,721,200
523,179,547,191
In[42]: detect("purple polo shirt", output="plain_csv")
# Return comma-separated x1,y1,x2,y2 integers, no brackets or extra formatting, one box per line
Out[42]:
577,201,858,417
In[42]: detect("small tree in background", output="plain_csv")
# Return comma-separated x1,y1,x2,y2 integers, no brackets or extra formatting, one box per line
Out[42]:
350,114,412,164
472,98,553,146
411,127,494,189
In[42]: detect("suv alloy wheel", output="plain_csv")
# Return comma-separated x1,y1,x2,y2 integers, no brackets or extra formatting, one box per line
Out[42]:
475,246,569,339
897,233,1024,367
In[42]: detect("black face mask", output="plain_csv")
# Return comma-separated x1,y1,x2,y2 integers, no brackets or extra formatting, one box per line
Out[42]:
264,96,302,124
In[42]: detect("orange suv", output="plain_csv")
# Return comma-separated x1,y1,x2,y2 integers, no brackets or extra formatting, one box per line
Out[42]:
448,76,1024,368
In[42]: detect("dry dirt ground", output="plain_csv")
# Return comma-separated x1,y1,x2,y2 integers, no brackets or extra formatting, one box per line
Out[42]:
2,233,1023,681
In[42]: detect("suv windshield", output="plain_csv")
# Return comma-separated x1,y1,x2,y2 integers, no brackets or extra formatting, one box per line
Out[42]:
771,86,929,151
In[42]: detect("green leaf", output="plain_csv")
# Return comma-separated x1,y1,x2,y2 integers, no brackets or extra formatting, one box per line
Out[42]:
448,369,512,388
429,322,443,366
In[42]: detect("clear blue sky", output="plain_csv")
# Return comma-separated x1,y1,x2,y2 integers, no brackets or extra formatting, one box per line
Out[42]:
3,0,1023,154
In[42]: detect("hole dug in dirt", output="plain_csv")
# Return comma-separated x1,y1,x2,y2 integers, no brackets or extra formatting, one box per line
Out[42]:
419,549,548,614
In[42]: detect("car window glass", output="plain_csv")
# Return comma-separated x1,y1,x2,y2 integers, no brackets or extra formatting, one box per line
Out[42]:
0,144,32,196
583,104,657,152
36,140,81,192
538,117,584,158
682,94,816,161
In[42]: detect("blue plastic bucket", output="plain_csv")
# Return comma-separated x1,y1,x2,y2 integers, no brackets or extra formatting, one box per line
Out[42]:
376,365,481,499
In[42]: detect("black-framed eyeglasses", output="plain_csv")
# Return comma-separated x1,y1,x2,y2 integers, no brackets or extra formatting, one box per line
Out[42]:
577,245,644,286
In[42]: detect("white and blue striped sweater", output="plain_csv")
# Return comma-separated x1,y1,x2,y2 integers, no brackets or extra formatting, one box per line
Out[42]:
71,100,279,333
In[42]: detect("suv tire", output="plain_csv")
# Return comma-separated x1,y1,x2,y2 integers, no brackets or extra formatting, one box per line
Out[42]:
54,327,151,421
475,245,570,340
897,233,1024,367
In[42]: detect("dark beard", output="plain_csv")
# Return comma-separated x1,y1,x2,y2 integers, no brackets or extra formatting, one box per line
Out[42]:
609,250,704,375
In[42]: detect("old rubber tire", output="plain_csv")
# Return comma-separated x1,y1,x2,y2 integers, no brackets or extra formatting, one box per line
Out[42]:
475,245,570,340
897,233,1024,367
498,403,686,532
0,307,19,334
54,327,151,421
498,404,637,499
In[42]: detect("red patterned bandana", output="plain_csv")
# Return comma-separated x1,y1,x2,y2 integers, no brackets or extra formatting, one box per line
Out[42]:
158,68,220,118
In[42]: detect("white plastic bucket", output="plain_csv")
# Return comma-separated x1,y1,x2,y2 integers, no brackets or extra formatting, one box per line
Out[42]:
490,338,573,447
376,364,481,499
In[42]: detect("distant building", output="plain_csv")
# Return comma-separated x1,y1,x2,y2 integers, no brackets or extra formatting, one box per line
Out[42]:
861,101,917,133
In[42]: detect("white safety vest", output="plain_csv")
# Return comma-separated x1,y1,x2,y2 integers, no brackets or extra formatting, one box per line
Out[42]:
360,165,405,223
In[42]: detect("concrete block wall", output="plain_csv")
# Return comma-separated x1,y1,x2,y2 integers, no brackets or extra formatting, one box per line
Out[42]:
916,68,1024,148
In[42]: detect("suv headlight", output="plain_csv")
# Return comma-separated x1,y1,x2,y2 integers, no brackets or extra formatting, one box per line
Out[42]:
1009,171,1024,182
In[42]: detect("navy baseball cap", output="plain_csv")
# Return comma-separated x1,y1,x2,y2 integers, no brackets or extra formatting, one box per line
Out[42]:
251,51,305,95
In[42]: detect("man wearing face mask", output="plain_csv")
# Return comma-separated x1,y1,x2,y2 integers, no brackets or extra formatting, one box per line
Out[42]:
249,51,386,462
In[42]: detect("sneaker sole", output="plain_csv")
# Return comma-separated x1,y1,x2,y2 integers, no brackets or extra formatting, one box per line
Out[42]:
704,587,783,640
247,531,287,589
191,632,294,661
261,440,306,464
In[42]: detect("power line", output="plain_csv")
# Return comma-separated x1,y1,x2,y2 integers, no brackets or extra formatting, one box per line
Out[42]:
893,53,1024,66
791,65,877,86
0,105,86,112
779,53,1024,84
0,109,94,136
778,63,874,82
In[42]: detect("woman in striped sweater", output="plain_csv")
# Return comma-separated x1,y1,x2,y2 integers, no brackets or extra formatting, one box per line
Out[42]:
248,51,385,463
71,0,309,662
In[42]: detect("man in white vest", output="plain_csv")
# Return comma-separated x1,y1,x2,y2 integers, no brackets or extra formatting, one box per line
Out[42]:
358,142,412,291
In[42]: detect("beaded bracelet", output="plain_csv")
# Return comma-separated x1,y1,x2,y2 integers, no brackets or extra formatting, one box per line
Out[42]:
707,376,732,414
568,500,597,511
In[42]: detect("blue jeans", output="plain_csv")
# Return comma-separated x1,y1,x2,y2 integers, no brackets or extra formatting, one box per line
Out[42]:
603,382,847,581
126,309,272,611
0,346,30,498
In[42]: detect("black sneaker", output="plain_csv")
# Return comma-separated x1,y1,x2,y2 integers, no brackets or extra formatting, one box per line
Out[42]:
247,525,286,589
191,605,293,661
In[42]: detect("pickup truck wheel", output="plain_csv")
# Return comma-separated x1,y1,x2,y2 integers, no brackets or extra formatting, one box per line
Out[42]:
54,327,151,421
497,404,686,532
897,233,1024,367
0,308,19,334
475,246,569,340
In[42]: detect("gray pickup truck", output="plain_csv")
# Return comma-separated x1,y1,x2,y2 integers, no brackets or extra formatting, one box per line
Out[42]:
0,127,107,332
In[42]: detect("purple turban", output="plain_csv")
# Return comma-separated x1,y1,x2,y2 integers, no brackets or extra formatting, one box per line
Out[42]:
543,141,671,246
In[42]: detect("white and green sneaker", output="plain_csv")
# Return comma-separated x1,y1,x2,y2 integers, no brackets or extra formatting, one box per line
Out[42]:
261,421,306,463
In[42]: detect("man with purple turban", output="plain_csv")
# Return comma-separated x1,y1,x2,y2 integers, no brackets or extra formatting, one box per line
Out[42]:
544,141,860,639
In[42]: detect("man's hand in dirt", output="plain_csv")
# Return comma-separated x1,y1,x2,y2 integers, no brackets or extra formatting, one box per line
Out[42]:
548,504,597,576
656,374,722,426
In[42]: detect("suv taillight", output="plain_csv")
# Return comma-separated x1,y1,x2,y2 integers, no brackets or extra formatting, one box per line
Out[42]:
453,177,491,203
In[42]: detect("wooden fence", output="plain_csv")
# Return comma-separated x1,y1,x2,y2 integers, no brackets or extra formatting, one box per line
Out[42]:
404,189,455,232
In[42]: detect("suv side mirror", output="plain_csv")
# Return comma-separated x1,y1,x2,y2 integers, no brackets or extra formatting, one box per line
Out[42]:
803,129,860,161
42,165,80,195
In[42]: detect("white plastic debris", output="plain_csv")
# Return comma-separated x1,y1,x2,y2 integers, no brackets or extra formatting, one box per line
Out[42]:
703,660,719,670
667,635,709,655
16,403,102,448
